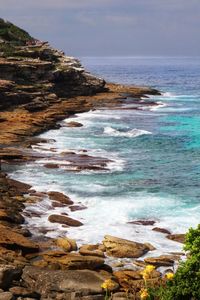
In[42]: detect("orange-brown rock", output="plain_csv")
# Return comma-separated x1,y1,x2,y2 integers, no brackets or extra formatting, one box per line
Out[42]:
66,121,83,127
56,237,77,252
41,251,105,270
144,255,180,267
103,235,151,258
166,234,185,244
48,191,73,205
48,214,83,227
113,269,161,294
0,225,39,254
79,244,105,258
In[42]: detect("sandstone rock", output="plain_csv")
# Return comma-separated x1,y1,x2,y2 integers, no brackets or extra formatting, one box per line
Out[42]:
66,121,83,127
22,266,117,297
152,227,171,235
128,220,156,226
48,214,83,227
69,205,87,212
48,191,73,205
0,292,13,300
79,244,105,258
54,253,104,270
9,287,39,298
103,235,150,258
0,224,39,254
0,264,22,289
113,269,161,294
56,237,77,252
166,234,185,244
44,163,59,169
144,255,180,267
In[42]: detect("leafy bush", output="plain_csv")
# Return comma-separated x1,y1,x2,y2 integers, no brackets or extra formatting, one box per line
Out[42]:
0,18,33,45
158,225,200,300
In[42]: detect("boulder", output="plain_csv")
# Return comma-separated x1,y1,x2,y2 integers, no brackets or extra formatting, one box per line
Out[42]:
52,253,104,270
166,234,185,244
66,121,83,127
56,237,77,252
113,269,161,294
22,266,117,297
48,191,73,205
128,220,156,226
0,292,13,300
0,225,39,254
48,215,83,227
0,265,22,289
152,227,171,235
144,255,180,267
103,235,150,258
79,244,105,258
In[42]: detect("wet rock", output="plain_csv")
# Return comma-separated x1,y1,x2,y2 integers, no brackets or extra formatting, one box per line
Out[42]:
48,191,73,205
79,244,105,258
166,234,185,244
48,214,83,227
69,205,87,212
56,238,77,252
128,220,156,226
0,224,39,254
152,227,171,235
0,264,22,289
144,255,180,267
44,163,59,169
6,178,31,194
22,266,116,297
103,235,150,258
66,121,83,127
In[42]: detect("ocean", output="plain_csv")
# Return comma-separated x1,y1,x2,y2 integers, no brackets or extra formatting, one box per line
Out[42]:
6,56,200,255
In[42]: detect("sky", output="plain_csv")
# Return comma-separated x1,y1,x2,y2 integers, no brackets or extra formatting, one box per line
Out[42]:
0,0,200,56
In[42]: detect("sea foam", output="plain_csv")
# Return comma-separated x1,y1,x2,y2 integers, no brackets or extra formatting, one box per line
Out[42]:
104,127,152,138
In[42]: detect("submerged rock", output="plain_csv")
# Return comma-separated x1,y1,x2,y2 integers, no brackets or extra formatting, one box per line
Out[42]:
152,227,171,235
66,121,83,127
103,235,151,258
166,234,185,244
48,214,83,227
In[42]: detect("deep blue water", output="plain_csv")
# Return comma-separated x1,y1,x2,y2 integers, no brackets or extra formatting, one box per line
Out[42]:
7,56,200,253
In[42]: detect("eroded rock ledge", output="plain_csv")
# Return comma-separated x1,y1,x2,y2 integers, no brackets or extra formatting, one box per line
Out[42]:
0,19,171,299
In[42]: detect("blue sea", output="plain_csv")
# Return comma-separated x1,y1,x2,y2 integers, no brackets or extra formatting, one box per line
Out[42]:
7,56,200,254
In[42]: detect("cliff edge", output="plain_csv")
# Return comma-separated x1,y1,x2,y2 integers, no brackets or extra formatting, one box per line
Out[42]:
0,18,106,111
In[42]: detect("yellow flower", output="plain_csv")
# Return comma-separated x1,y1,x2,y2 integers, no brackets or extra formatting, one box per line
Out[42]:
140,264,155,281
166,272,174,280
145,265,155,273
140,288,149,300
101,279,116,290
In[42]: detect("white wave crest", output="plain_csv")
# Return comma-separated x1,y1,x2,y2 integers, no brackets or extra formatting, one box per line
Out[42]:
104,127,152,138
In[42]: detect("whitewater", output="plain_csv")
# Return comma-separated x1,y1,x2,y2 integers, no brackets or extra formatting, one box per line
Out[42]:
6,56,200,256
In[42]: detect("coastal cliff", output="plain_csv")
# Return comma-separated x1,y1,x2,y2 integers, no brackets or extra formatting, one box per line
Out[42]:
0,19,180,300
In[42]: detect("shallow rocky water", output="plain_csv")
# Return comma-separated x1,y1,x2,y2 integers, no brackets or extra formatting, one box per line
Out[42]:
6,56,200,256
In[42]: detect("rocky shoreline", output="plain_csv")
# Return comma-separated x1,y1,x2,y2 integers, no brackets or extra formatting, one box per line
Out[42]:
0,19,185,299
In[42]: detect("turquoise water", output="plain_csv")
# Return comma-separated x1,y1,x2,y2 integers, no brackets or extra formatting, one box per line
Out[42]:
7,57,200,253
